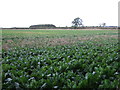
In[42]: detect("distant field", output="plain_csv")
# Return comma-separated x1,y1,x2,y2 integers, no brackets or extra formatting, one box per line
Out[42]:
2,29,118,50
2,29,120,89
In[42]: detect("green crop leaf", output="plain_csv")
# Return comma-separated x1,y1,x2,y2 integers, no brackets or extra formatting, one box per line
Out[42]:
2,31,119,88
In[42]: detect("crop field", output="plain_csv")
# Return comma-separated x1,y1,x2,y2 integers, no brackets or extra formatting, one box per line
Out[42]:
2,29,120,89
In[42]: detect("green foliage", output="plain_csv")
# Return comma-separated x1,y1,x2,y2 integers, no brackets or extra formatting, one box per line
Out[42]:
2,40,120,89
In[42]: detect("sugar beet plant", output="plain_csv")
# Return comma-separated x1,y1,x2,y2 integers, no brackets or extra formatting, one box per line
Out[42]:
2,40,120,89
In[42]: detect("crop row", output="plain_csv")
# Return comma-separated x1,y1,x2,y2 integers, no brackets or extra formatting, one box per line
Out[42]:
2,40,120,89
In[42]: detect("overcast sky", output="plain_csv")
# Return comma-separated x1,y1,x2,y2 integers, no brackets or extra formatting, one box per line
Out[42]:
0,0,119,27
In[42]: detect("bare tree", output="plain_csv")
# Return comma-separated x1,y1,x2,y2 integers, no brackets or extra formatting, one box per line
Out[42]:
99,23,106,27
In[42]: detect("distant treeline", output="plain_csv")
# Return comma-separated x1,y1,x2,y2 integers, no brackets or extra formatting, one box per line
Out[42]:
29,24,56,29
1,24,118,29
